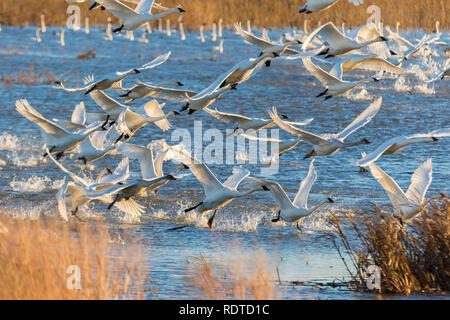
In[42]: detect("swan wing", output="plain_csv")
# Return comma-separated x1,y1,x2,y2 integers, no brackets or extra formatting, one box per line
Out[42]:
269,106,328,145
16,99,72,139
223,166,250,190
143,100,171,131
203,108,252,125
115,197,146,217
302,57,342,86
138,51,171,71
329,61,344,79
95,157,130,187
47,151,90,188
234,23,273,50
95,0,138,21
405,159,432,205
316,22,356,49
89,90,127,115
336,96,382,140
352,136,404,167
117,143,158,180
293,159,318,209
71,102,86,125
56,182,70,222
135,81,196,101
135,0,155,14
428,127,450,137
367,161,410,209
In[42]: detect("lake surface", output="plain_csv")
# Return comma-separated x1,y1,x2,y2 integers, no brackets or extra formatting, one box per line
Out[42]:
0,25,448,299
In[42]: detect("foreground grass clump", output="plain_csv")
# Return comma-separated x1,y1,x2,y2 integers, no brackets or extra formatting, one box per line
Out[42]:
188,248,277,299
0,0,447,31
0,217,152,299
329,197,449,295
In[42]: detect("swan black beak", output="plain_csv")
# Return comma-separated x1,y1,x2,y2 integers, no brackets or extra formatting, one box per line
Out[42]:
432,137,439,141
328,198,334,203
178,8,186,13
262,186,270,191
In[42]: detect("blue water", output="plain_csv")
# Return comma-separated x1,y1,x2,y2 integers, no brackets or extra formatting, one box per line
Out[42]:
0,25,448,299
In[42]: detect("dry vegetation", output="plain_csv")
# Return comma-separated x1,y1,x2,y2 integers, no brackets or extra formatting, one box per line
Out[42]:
329,197,449,295
0,217,153,299
0,64,58,88
188,248,277,299
0,0,447,31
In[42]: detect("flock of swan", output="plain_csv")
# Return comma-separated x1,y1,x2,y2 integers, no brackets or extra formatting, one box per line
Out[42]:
11,0,449,230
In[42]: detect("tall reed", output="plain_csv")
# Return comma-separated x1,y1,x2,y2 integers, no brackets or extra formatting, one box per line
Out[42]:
0,0,447,31
329,196,449,294
0,217,152,299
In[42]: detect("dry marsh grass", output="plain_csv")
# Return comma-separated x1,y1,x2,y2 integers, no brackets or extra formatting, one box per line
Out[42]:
0,63,58,88
188,248,277,300
0,217,152,299
329,196,449,295
0,0,447,31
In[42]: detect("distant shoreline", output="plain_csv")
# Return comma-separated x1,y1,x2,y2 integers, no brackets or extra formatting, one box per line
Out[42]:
0,0,447,32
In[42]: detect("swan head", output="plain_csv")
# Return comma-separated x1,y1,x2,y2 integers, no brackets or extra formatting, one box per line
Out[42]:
372,77,380,82
166,174,177,181
432,137,439,141
378,36,388,42
361,138,371,145
327,197,334,203
281,114,289,120
177,7,186,13
133,69,141,74
272,52,280,58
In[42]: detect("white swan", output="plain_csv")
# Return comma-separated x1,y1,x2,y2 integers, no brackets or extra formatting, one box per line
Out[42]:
366,157,442,223
54,51,171,94
115,100,178,142
203,107,313,134
234,23,301,59
302,22,387,58
352,128,450,167
120,81,196,103
16,99,104,159
85,90,128,125
269,97,382,158
49,152,132,220
87,144,188,216
52,101,89,132
328,54,404,79
95,0,185,32
33,27,42,43
299,0,363,14
302,57,380,99
426,66,450,82
172,149,269,228
255,160,333,231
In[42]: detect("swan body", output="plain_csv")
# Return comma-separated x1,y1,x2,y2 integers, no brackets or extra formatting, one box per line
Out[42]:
121,81,196,103
302,22,387,57
299,0,363,14
269,97,382,157
55,52,171,94
302,57,380,99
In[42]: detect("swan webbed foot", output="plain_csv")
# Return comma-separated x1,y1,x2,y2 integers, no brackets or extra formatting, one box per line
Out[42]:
272,210,281,223
114,133,124,144
359,166,369,173
113,24,124,33
296,222,303,232
56,152,64,160
207,209,218,229
265,60,271,67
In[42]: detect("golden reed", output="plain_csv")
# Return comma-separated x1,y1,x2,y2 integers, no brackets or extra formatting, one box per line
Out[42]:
329,197,449,295
0,0,447,31
0,217,152,299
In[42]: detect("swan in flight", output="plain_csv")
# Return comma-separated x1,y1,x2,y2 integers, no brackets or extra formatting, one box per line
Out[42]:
85,90,129,126
171,149,269,228
48,152,131,220
180,85,231,114
87,144,188,217
299,0,363,14
54,51,171,95
120,81,196,103
16,99,105,159
115,100,178,142
352,128,450,167
302,22,387,58
52,101,89,132
426,64,450,82
302,57,380,99
203,107,313,134
328,54,404,79
366,157,443,223
234,23,301,60
269,97,382,158
95,0,185,32
255,160,333,231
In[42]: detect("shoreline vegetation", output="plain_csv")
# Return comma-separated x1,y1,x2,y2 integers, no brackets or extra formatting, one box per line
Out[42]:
0,0,448,32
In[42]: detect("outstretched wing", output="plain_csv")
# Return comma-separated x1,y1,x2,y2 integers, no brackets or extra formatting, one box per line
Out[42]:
405,159,432,205
293,160,318,209
223,166,250,190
